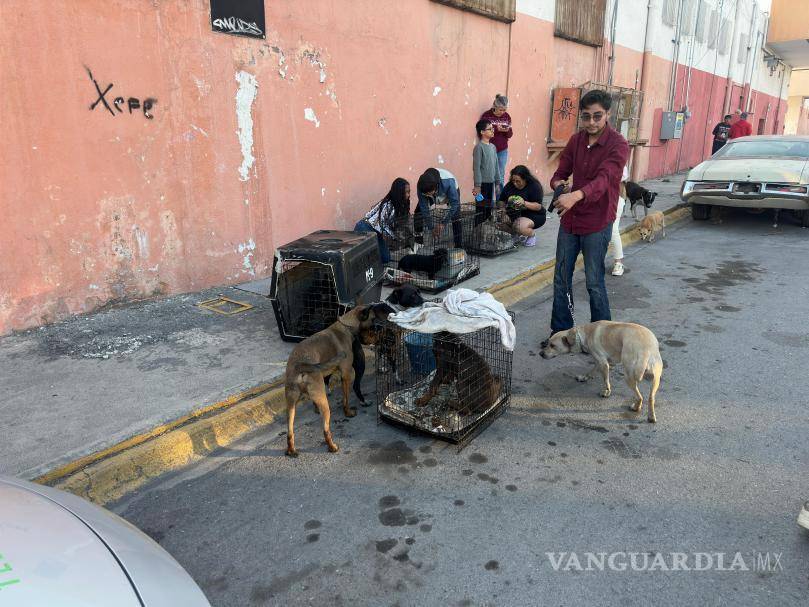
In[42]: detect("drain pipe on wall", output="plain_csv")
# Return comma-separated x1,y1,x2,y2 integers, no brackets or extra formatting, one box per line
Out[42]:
676,0,702,174
741,2,758,111
607,0,620,86
723,0,744,113
633,0,656,183
667,0,685,111
703,0,726,157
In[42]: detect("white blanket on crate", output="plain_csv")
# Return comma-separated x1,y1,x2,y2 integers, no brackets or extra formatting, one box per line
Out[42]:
388,288,516,351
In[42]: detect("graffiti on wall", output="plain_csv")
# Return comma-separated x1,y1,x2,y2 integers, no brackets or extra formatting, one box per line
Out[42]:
210,0,265,39
86,67,157,120
550,87,582,144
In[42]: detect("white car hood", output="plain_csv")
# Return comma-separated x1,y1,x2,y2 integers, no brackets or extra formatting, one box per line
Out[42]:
0,482,142,606
689,158,807,183
0,477,210,607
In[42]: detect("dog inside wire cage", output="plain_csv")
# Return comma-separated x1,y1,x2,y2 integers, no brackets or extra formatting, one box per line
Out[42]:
384,207,480,292
375,321,513,447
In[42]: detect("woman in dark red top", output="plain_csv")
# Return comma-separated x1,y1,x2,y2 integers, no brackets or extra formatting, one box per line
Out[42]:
480,94,512,190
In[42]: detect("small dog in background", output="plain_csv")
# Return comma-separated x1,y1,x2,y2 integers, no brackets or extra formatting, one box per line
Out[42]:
623,181,658,219
398,248,449,280
639,211,666,241
539,320,663,423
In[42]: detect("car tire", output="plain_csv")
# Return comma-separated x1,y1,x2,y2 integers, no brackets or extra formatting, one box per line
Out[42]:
691,203,710,220
800,210,809,229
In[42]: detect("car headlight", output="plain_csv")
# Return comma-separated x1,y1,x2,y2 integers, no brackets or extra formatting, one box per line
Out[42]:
682,181,696,196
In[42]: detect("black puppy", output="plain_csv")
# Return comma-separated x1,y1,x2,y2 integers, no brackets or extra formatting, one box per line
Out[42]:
386,284,425,309
624,181,658,218
398,248,449,280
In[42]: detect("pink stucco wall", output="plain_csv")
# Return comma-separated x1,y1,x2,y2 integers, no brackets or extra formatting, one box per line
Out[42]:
0,0,788,335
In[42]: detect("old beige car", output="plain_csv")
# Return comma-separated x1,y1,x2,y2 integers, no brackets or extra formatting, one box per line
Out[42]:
681,135,809,225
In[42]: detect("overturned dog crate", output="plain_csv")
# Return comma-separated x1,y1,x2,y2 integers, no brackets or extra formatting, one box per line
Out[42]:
384,207,480,293
460,202,518,256
375,316,514,449
269,230,382,342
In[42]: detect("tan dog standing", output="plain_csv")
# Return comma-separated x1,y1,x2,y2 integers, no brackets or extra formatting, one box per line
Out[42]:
638,211,666,242
284,305,378,456
539,320,663,423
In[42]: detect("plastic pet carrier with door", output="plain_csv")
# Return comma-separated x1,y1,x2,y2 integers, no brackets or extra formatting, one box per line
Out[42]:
269,230,382,342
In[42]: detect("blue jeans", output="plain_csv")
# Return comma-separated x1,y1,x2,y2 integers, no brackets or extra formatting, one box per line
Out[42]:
496,149,508,189
550,223,612,332
354,220,391,264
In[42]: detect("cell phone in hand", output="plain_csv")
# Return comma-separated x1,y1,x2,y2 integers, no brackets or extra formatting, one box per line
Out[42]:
547,184,567,213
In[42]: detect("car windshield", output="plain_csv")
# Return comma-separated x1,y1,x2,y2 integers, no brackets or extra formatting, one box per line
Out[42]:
716,140,809,159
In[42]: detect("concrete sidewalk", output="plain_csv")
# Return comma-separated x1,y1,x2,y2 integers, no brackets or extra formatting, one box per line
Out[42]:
1,174,686,481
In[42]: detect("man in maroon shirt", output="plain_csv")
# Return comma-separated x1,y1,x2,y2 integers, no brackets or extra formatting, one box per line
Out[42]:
728,112,753,139
542,90,629,344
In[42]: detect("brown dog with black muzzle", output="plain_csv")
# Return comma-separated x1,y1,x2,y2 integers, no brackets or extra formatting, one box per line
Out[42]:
284,305,380,457
539,321,663,423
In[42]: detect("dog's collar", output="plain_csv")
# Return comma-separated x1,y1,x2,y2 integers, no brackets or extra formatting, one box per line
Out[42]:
573,326,588,354
337,318,354,330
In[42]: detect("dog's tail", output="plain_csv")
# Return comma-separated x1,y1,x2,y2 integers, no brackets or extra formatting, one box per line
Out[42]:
294,352,346,374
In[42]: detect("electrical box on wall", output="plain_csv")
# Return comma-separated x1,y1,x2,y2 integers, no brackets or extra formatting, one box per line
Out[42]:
659,111,685,140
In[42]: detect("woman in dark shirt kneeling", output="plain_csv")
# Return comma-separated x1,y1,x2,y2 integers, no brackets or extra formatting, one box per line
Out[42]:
498,165,545,247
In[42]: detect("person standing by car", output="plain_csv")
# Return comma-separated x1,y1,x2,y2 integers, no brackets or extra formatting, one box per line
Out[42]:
729,112,753,139
710,114,733,154
542,89,629,346
480,94,512,191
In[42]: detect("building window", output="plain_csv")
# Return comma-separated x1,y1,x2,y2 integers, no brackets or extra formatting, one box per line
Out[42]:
430,0,516,23
718,18,731,55
695,1,709,42
554,0,607,47
737,33,748,63
681,0,696,36
707,8,719,49
662,0,677,27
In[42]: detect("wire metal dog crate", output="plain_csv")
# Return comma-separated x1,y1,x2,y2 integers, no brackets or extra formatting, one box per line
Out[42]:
374,316,514,449
384,207,480,293
269,230,382,342
459,202,519,256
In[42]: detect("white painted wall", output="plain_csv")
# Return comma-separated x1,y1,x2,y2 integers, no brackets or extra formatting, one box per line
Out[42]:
515,0,787,98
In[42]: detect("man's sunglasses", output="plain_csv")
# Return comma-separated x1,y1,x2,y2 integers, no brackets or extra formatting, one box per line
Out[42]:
580,112,605,123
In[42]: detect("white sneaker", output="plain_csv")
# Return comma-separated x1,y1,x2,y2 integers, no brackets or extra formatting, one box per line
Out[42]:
799,500,809,530
611,261,625,276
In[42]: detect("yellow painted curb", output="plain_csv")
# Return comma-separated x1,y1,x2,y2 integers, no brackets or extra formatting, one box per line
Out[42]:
41,205,690,505
49,385,288,506
36,380,281,486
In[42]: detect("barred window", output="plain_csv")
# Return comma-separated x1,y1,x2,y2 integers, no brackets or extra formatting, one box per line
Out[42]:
681,0,696,36
707,8,719,49
718,18,731,55
662,0,677,26
430,0,516,23
737,33,748,64
554,0,607,47
695,1,709,42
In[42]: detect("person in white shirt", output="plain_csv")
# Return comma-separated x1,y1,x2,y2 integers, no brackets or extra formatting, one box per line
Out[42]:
610,165,630,276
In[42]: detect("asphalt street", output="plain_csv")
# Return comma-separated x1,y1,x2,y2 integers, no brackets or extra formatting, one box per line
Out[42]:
116,209,809,607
